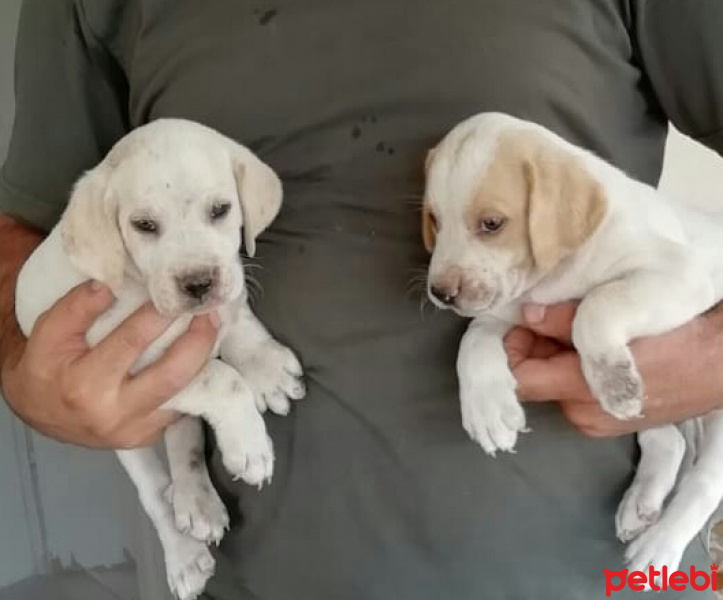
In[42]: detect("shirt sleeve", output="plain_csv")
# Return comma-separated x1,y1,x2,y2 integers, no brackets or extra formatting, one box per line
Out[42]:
632,0,723,156
0,0,129,232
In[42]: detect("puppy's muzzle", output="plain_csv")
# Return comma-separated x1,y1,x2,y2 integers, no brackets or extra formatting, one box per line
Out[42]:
176,268,219,301
428,270,494,312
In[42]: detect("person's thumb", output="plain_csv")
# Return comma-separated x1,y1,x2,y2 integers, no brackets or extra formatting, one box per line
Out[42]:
520,301,578,344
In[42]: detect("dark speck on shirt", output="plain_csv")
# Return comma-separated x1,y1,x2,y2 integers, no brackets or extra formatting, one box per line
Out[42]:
259,9,278,25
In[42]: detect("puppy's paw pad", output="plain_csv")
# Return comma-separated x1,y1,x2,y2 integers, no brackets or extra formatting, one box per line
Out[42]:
584,355,643,420
167,482,229,545
460,383,526,455
165,535,215,600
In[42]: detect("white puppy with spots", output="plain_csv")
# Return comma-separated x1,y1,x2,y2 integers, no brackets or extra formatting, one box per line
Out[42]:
14,119,305,600
422,111,723,582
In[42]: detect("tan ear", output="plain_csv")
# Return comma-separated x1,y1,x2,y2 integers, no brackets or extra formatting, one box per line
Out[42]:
424,147,437,175
526,150,607,273
60,166,125,292
422,204,437,253
232,150,283,257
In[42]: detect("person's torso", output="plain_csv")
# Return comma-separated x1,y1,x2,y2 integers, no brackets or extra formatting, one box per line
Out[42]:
84,1,712,598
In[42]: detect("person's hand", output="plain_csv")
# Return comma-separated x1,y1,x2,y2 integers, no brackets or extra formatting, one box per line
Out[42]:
504,301,723,437
1,280,220,448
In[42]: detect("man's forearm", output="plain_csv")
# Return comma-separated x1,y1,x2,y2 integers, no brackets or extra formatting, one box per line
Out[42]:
0,213,43,378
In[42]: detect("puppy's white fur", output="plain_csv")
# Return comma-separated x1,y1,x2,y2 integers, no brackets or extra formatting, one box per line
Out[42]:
15,119,305,600
424,112,723,581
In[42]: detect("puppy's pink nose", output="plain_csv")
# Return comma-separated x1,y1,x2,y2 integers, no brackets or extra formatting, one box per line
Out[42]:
430,283,459,306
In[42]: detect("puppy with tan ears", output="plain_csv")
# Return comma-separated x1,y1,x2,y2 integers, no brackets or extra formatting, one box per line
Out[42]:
14,119,305,600
422,111,723,580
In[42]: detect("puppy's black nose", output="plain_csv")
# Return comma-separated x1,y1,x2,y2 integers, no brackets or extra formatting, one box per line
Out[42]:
430,285,457,306
178,272,215,300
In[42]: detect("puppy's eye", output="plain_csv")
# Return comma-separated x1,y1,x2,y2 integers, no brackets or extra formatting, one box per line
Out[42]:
210,202,231,221
131,218,159,234
479,216,506,234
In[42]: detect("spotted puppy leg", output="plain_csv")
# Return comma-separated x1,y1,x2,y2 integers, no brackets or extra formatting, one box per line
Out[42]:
165,417,229,545
163,358,274,487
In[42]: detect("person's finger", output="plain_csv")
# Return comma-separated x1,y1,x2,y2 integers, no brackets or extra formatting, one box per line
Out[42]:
520,301,578,344
504,327,565,368
123,313,220,415
36,280,115,342
559,401,638,438
81,302,174,378
514,351,593,402
504,327,536,368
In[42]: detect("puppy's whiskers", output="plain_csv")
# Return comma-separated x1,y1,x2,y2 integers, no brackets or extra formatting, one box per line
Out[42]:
400,194,425,209
406,268,436,319
406,268,428,295
244,272,264,304
418,294,434,319
242,258,265,272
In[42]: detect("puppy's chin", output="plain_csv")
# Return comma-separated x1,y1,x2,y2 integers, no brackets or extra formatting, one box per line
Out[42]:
151,290,239,319
452,294,500,317
426,292,500,317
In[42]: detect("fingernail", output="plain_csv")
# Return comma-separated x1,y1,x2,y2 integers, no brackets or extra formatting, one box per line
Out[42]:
209,311,222,329
523,303,546,324
90,280,106,292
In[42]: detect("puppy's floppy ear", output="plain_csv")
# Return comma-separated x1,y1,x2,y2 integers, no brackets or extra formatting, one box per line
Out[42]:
525,149,607,273
422,204,437,253
60,165,125,292
424,147,437,175
231,148,283,257
421,148,438,253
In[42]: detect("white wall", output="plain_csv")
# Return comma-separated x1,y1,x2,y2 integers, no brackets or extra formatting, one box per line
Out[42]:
660,126,723,202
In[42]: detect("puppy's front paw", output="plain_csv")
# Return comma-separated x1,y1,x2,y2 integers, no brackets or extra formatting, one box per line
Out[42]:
581,352,643,420
239,340,306,416
164,532,215,600
218,408,275,487
166,478,229,545
460,380,527,456
624,521,685,585
615,482,663,543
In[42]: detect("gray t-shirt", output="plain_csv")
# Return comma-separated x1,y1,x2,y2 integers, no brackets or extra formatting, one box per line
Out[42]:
3,1,723,598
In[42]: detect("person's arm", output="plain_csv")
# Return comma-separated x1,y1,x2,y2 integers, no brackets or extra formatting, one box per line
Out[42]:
0,214,42,375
